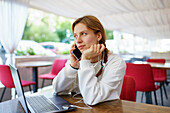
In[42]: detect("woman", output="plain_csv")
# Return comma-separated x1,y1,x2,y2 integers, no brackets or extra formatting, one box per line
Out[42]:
52,15,126,105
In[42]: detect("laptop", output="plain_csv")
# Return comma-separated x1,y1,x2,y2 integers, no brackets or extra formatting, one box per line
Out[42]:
9,64,76,113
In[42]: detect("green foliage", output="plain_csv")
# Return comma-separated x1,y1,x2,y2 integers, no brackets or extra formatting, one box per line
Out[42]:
26,48,36,55
22,11,113,43
22,15,73,43
16,50,26,56
105,29,114,40
23,19,59,42
16,48,36,56
121,34,124,40
41,16,49,26
54,17,72,43
59,50,70,55
119,50,128,54
55,29,66,42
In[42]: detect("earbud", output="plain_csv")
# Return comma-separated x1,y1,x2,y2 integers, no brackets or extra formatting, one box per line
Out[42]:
101,51,105,68
103,63,106,67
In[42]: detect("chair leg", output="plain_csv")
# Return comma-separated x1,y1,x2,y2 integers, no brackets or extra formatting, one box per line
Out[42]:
0,87,6,102
145,92,153,104
136,91,138,101
41,79,45,89
28,85,32,93
165,79,169,86
153,91,158,105
141,92,144,102
15,89,17,98
160,83,164,106
162,82,168,99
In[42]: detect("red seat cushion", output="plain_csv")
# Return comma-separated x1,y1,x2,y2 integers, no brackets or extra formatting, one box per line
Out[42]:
38,73,56,79
38,59,67,80
0,65,36,88
21,80,36,87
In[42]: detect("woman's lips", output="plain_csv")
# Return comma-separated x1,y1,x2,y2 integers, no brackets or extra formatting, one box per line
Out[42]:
78,45,84,50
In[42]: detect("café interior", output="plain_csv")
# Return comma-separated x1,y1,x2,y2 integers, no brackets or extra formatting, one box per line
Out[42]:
0,0,170,113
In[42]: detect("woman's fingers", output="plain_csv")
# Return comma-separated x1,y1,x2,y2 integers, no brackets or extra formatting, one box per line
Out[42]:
70,43,77,60
82,44,106,60
93,44,105,54
100,44,105,54
70,43,76,53
96,44,100,53
90,44,105,56
71,43,76,49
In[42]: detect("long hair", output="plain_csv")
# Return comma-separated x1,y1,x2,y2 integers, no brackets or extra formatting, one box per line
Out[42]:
72,15,109,65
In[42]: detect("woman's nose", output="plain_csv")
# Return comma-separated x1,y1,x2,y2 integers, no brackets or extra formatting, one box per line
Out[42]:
76,35,82,43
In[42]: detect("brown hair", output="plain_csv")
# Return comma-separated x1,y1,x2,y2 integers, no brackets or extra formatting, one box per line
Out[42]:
72,15,109,65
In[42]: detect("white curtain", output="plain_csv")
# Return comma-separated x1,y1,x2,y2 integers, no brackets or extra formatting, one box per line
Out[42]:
0,0,29,65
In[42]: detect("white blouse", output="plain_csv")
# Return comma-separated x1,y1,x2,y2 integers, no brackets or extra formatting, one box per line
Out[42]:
52,53,126,105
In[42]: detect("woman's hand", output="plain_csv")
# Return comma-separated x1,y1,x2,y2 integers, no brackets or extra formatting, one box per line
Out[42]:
70,43,80,69
82,44,105,60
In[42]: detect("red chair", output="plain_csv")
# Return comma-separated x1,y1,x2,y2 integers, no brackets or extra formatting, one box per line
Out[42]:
125,63,160,105
120,76,136,102
0,65,35,102
147,59,168,105
147,59,165,63
38,59,67,88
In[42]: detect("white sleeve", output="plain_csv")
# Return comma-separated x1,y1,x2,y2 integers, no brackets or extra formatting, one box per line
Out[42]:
78,56,126,105
52,62,78,94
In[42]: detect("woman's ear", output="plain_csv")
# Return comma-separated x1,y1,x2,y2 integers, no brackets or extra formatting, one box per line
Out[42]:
97,32,102,42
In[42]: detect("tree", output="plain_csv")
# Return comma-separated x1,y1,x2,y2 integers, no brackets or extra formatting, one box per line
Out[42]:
22,15,73,43
22,10,113,43
105,29,114,40
54,17,73,43
22,17,60,42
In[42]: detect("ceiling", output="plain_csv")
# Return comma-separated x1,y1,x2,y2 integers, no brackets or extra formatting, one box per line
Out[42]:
28,0,170,40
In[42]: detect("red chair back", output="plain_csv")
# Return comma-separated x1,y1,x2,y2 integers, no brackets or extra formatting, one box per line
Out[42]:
146,59,165,63
50,59,67,75
146,59,166,82
0,65,15,88
125,63,156,92
120,76,136,102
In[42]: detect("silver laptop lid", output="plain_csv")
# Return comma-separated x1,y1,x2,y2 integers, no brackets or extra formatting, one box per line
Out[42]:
9,64,29,113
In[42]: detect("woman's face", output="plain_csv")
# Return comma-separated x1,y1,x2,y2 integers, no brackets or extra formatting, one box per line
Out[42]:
73,23,101,53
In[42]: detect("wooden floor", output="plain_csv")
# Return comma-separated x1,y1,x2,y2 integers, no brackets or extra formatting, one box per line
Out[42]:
136,83,170,107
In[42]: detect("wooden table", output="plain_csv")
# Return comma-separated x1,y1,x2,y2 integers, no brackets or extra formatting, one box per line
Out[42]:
0,86,170,113
16,61,53,92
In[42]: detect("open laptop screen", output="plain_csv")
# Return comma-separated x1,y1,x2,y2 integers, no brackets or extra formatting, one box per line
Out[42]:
9,64,29,113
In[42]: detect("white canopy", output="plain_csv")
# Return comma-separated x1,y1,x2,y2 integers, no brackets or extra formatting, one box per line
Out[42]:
28,0,170,40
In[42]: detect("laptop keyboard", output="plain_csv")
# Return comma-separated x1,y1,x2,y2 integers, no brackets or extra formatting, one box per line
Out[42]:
26,95,59,113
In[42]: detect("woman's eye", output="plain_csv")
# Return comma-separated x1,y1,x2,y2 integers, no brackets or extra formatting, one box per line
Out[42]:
74,35,77,39
82,32,87,35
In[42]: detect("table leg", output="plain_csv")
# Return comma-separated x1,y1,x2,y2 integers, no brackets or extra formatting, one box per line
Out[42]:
145,92,152,104
32,67,38,92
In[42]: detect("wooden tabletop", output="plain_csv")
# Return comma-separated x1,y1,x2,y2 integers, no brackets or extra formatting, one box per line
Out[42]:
1,86,169,113
133,61,170,70
61,96,170,113
16,61,53,68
